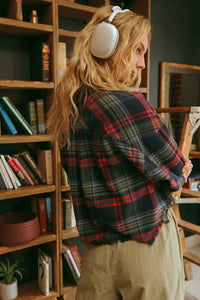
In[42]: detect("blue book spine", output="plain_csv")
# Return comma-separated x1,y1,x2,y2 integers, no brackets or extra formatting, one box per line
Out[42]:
0,103,18,135
45,197,52,232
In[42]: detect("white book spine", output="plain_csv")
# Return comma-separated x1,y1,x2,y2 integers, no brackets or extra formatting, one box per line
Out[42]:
0,159,9,189
38,254,49,295
66,249,80,278
0,157,13,189
3,155,21,188
0,154,18,189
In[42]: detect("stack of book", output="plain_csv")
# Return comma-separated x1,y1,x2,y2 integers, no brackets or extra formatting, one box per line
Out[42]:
31,196,52,234
0,96,46,135
62,242,82,284
38,248,52,295
0,151,46,190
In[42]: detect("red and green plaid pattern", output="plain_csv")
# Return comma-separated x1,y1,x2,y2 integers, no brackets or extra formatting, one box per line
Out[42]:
61,90,185,245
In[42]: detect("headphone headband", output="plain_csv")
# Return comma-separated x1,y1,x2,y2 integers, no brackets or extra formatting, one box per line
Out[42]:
108,6,130,23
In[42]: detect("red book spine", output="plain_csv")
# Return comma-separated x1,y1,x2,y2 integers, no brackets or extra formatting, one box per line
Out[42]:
38,198,48,234
12,157,35,186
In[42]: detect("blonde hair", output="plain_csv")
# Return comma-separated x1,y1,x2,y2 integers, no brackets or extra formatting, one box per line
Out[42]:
47,6,151,148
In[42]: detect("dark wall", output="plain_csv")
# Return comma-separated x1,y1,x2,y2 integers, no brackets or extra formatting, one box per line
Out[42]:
149,0,200,107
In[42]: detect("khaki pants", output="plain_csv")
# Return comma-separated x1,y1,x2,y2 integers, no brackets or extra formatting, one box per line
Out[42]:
76,208,185,300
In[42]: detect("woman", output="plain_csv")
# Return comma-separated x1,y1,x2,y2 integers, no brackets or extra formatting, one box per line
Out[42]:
48,6,192,300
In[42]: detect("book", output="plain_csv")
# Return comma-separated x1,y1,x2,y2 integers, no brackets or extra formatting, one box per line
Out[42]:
45,197,52,232
63,199,72,230
36,99,46,134
12,154,36,186
8,0,23,21
0,154,21,189
5,155,29,186
0,168,7,189
24,101,37,134
38,248,53,289
61,166,69,186
71,204,76,228
62,244,80,278
62,244,79,283
0,157,14,189
0,158,10,189
31,196,38,215
20,151,46,184
58,42,67,79
38,198,48,234
1,96,34,135
64,242,82,275
31,42,51,82
0,102,18,135
38,149,53,184
38,249,49,295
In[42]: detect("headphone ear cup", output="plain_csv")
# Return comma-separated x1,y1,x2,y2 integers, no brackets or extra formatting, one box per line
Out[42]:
90,22,119,59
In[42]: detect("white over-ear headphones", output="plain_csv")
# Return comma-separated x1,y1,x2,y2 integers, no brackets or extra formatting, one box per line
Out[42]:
90,6,130,59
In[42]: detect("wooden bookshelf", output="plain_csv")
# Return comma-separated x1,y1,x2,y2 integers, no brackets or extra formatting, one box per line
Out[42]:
0,1,151,299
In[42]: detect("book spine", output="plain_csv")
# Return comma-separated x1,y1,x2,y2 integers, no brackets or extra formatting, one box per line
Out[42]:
24,101,37,133
70,246,82,274
0,102,18,135
62,250,78,283
5,155,29,186
64,199,72,230
71,204,76,228
1,154,20,188
61,166,69,186
58,42,66,79
0,159,10,189
66,248,80,278
38,150,53,184
36,99,46,134
0,156,14,189
38,198,48,234
1,96,34,135
12,156,35,186
45,197,52,232
0,168,7,189
21,151,46,184
42,43,50,82
38,253,49,295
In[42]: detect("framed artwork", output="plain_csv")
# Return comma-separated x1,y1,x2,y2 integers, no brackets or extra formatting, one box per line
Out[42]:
159,62,200,145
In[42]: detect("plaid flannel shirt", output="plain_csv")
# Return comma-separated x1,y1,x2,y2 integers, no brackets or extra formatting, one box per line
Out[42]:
61,90,185,245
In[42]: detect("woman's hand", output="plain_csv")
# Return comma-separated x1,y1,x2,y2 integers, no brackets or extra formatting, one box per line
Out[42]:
182,157,193,182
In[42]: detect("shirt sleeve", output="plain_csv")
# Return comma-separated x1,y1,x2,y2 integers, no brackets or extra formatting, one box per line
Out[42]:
94,91,185,192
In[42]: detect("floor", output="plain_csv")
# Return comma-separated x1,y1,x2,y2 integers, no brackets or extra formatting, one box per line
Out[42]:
184,236,200,300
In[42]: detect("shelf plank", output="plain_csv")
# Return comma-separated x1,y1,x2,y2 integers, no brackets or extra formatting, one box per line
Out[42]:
178,219,200,235
189,151,200,159
62,227,79,240
181,187,200,198
62,284,77,300
58,0,97,21
183,250,200,266
18,280,57,300
0,80,54,89
0,134,54,144
59,29,79,44
0,185,56,200
129,87,148,93
61,185,71,192
0,17,53,36
23,0,52,3
0,233,57,255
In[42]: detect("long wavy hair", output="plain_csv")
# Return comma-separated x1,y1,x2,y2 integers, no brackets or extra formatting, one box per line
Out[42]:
47,6,151,148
